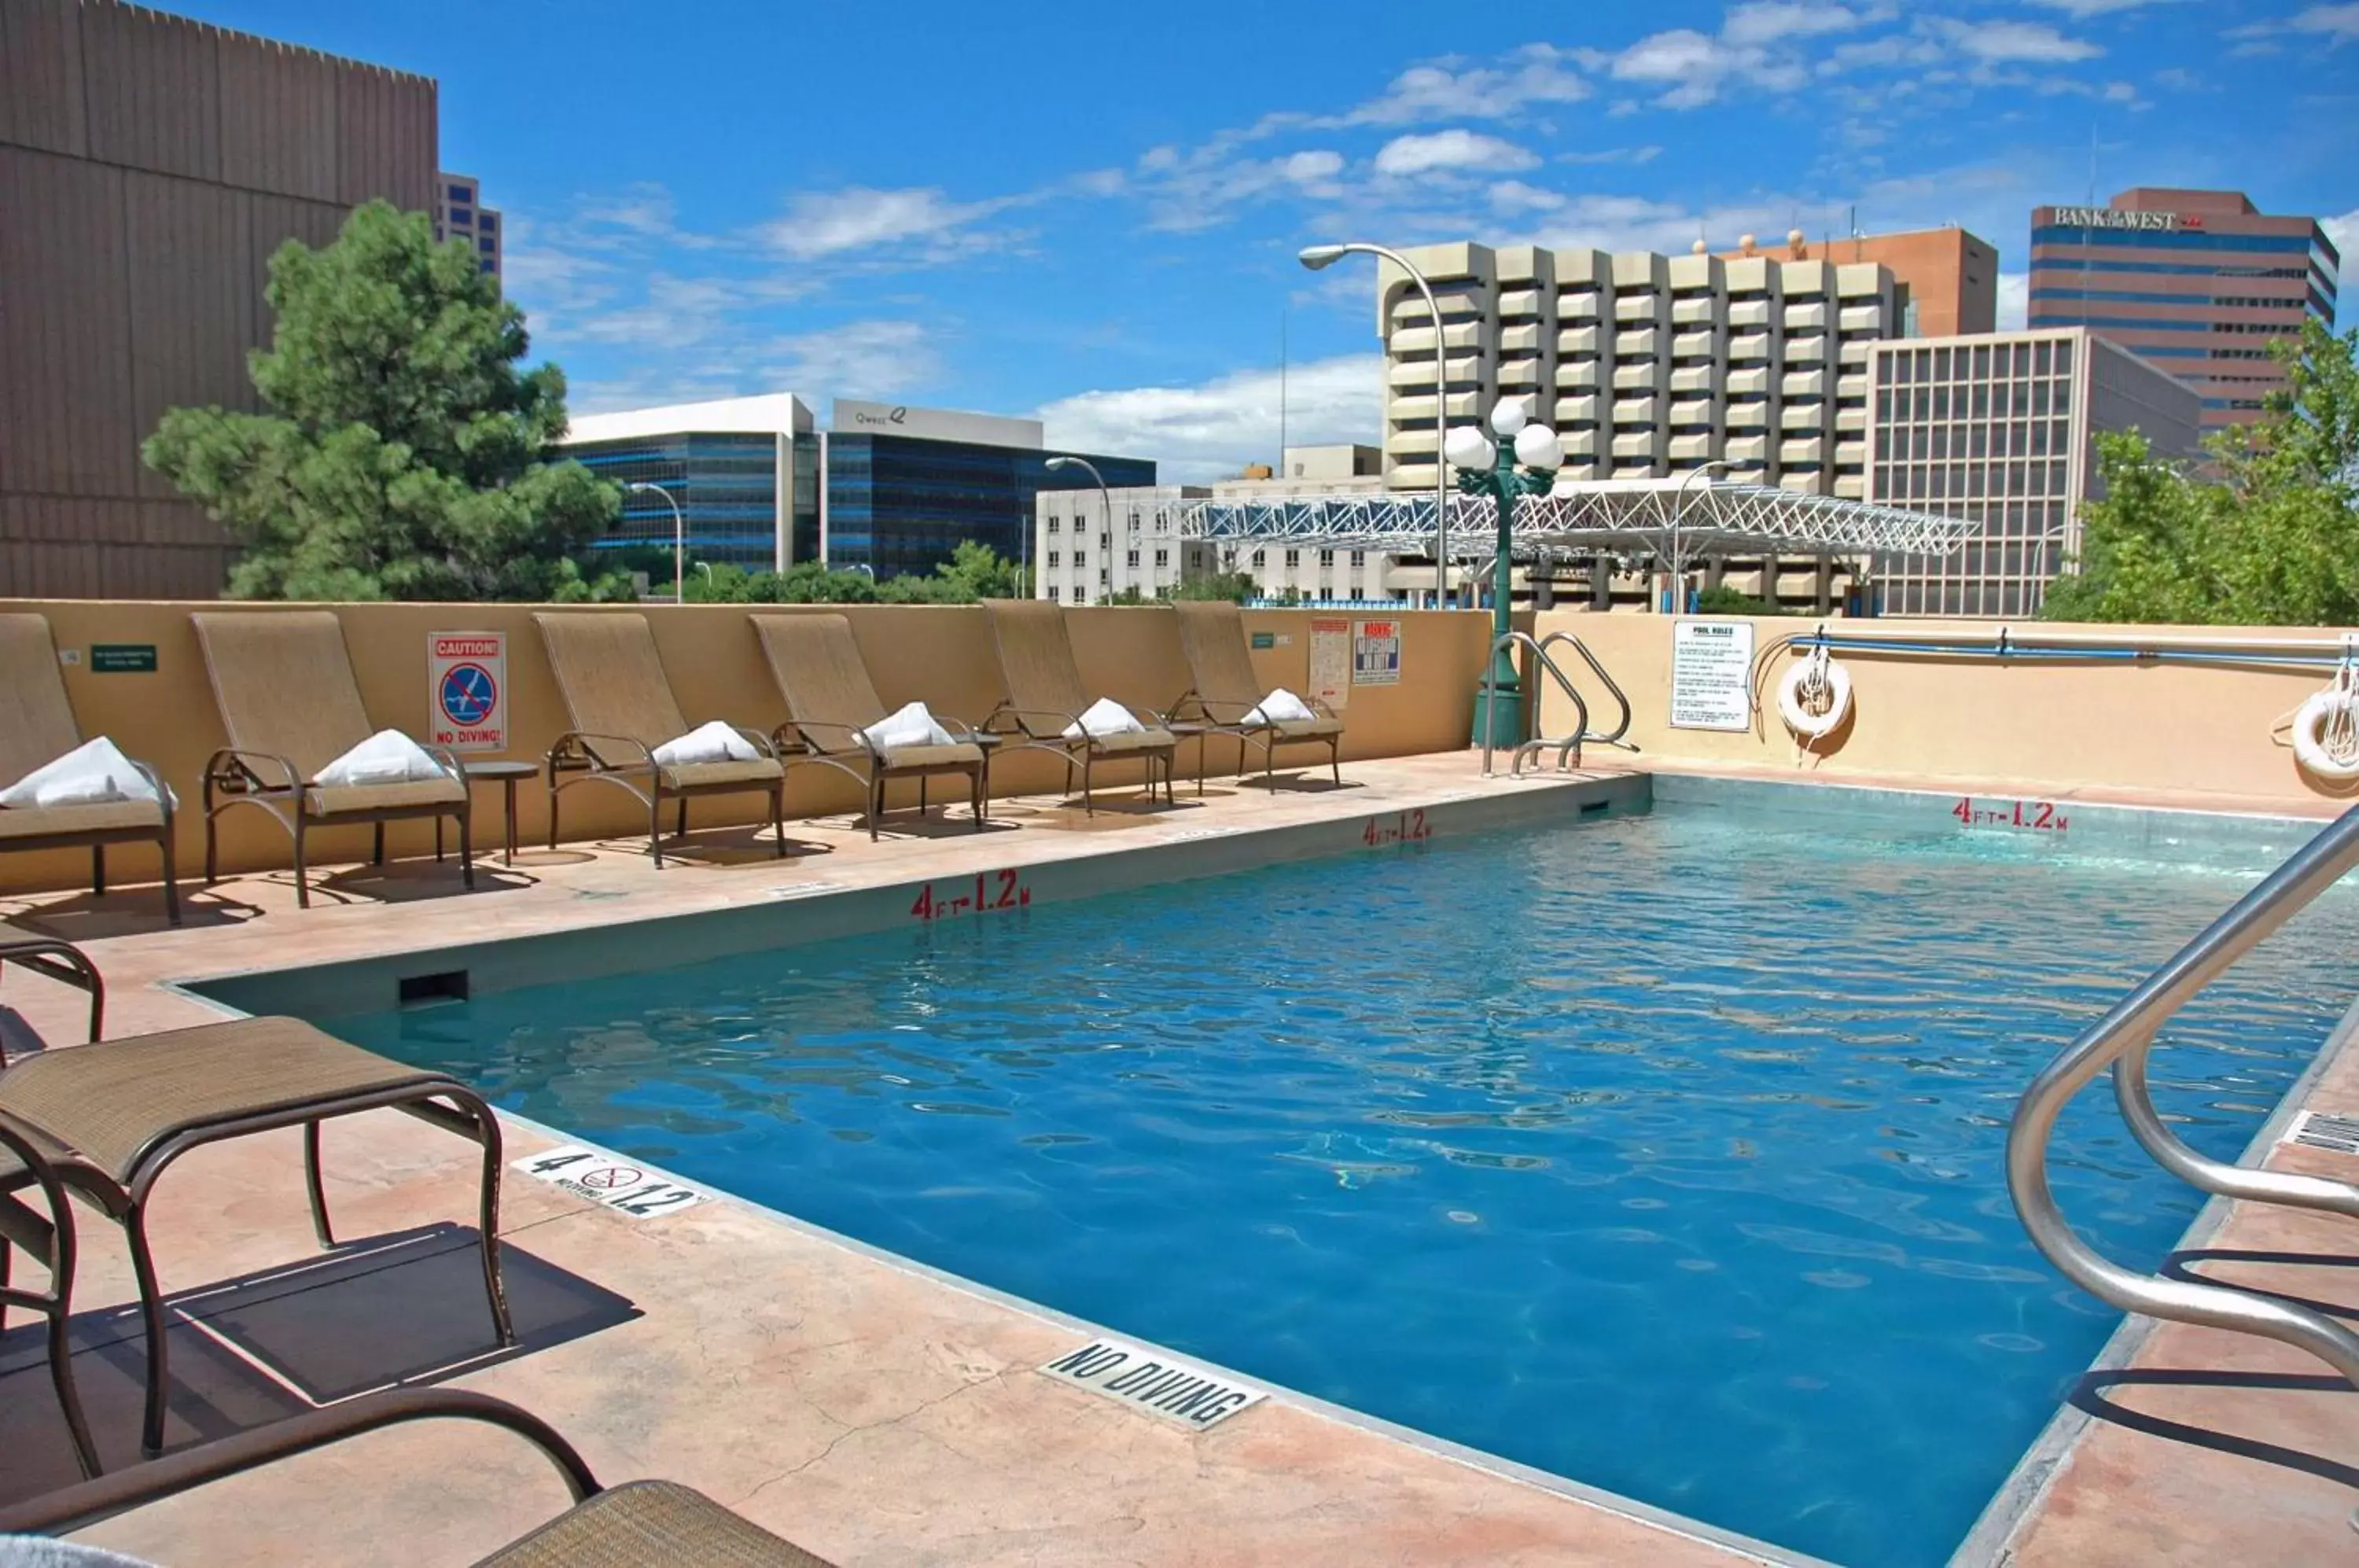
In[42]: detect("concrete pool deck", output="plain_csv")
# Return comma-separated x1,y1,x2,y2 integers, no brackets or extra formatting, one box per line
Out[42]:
0,753,2350,1565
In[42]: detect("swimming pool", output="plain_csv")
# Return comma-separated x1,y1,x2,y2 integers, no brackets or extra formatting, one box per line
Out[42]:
320,788,2358,1566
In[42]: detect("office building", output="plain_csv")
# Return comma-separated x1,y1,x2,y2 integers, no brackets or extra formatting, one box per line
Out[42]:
1375,238,1898,506
825,400,1151,580
1867,327,2203,617
561,394,821,574
1724,226,1997,337
1,0,438,597
433,171,500,282
561,396,1151,581
1034,447,1394,605
2029,188,2341,428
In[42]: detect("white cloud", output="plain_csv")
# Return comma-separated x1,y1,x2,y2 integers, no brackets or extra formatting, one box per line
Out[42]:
1997,272,2029,331
762,186,1015,260
1373,129,1540,176
1723,2,1884,47
1605,6,1877,109
1279,149,1345,182
1930,18,2103,64
1037,355,1382,484
1339,45,1591,126
2023,0,2182,14
569,318,940,415
2291,2,2359,42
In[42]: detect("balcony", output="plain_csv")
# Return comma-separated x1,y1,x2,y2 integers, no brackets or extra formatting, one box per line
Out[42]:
1616,326,1660,359
1782,368,1827,399
1780,400,1826,432
1669,395,1714,426
1611,430,1661,459
1499,287,1543,318
1779,435,1826,465
1669,432,1719,465
1557,286,1602,319
1385,425,1439,455
1500,322,1544,354
1783,300,1828,331
1562,427,1603,456
1499,358,1543,391
1387,320,1485,356
1724,433,1771,466
1612,361,1661,391
1555,393,1601,425
1387,390,1485,423
1835,405,1868,432
1726,366,1772,397
1729,331,1772,362
1838,304,1884,333
1555,363,1604,393
1838,338,1872,368
1672,327,1716,359
1672,296,1719,326
1615,293,1659,322
1783,335,1827,365
1831,472,1864,499
1728,298,1772,329
1558,325,1603,356
1614,392,1662,423
1669,363,1720,396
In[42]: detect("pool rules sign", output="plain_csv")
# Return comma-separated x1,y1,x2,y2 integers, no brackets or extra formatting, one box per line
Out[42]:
1669,618,1755,731
428,631,506,752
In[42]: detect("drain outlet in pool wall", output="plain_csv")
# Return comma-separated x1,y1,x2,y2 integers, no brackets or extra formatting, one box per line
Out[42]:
397,970,470,1007
1039,1337,1268,1429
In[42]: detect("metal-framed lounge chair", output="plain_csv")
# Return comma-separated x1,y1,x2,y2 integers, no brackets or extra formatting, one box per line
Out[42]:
533,612,786,867
192,611,473,910
750,613,987,841
0,1386,836,1566
981,599,1177,815
1169,601,1344,790
0,614,180,926
0,939,512,1460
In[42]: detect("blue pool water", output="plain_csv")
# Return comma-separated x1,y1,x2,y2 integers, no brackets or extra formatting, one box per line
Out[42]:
331,802,2359,1566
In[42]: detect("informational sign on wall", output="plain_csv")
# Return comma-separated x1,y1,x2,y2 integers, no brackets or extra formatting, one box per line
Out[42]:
1352,617,1402,686
428,631,506,752
1308,617,1352,710
1669,618,1756,731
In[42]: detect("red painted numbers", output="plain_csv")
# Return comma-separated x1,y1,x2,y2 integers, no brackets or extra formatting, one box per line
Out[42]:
910,867,1032,922
1951,797,2070,834
1362,808,1432,848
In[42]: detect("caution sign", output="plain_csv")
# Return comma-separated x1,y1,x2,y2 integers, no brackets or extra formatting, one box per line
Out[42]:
1351,618,1401,686
429,631,506,753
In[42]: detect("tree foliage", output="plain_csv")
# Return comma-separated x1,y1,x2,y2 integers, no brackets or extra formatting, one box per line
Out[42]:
144,201,624,602
680,542,1028,605
1168,569,1260,603
2045,322,2359,624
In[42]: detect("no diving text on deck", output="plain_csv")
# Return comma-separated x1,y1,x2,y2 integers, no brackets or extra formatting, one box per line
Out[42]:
1039,1338,1268,1430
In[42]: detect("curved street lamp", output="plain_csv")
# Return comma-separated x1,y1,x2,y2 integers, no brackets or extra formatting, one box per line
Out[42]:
1665,460,1730,614
623,480,685,603
1045,455,1113,603
1450,397,1565,746
1299,242,1453,607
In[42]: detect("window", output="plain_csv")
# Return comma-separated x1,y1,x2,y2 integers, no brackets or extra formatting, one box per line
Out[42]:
1128,511,1141,532
479,259,494,275
1283,549,1300,568
1125,549,1139,568
479,215,496,234
480,238,496,255
1047,550,1061,567
450,205,473,225
1250,549,1266,569
1073,550,1086,568
1351,551,1365,568
1047,517,1060,534
1047,587,1060,602
1319,548,1334,566
447,182,473,203
1154,549,1168,567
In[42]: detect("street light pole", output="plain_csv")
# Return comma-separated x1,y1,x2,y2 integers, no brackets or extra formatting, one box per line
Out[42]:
1298,242,1452,608
1665,461,1729,614
1045,455,1113,602
624,480,685,603
1449,399,1563,748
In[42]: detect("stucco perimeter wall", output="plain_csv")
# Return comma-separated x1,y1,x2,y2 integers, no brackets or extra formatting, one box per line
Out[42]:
0,600,1492,893
1537,612,2358,808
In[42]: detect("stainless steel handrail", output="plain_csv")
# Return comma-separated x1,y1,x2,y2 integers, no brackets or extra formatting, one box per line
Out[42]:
1538,631,1637,749
2006,801,2359,1386
1481,631,1586,778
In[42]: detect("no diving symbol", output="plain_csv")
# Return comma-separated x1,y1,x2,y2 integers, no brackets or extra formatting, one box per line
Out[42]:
439,662,497,727
578,1164,643,1191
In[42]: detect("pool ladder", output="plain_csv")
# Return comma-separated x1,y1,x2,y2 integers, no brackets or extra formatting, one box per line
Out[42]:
2008,799,2359,1389
1479,631,1639,778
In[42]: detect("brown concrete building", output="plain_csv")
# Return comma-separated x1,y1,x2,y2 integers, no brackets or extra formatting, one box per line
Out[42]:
0,0,438,598
2029,187,2341,429
1718,225,1998,338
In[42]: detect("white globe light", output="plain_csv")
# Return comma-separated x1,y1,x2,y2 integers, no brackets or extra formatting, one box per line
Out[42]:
1514,424,1564,470
1443,425,1496,471
1489,399,1529,438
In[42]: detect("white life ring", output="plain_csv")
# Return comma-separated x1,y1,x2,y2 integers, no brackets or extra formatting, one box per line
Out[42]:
2294,689,2359,779
1777,656,1853,740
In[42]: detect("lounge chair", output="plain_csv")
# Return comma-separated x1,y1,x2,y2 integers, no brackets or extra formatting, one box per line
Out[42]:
751,613,988,841
1170,601,1344,788
533,612,786,867
0,613,179,925
0,1386,835,1566
0,938,512,1459
981,599,1177,815
193,611,473,909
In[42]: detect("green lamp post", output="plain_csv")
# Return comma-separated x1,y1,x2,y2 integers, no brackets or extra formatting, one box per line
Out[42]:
1449,399,1565,749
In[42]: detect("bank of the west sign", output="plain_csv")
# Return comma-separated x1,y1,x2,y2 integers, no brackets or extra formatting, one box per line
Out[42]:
2046,207,2184,231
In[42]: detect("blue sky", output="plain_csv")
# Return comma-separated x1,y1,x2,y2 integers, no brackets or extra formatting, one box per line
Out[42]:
178,0,2357,478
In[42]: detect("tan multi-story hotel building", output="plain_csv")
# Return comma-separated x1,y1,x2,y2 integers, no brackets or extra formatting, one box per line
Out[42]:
1373,237,1900,503
2028,188,2341,429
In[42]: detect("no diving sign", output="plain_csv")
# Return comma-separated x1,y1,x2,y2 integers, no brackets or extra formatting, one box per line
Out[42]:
429,631,506,753
513,1144,712,1220
1039,1336,1267,1430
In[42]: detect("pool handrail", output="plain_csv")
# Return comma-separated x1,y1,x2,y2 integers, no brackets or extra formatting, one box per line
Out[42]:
1540,630,1636,749
1481,631,1584,778
2005,799,2359,1388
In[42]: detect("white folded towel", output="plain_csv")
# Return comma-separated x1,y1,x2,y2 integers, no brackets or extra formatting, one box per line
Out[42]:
312,729,454,788
653,720,760,767
2,737,162,809
861,701,956,751
1062,697,1146,741
1243,688,1318,725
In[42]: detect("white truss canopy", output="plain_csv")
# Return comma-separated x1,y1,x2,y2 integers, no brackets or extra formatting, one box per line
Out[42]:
1180,477,1976,560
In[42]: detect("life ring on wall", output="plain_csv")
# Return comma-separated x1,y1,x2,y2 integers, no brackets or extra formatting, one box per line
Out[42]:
1777,653,1853,740
2293,688,2359,780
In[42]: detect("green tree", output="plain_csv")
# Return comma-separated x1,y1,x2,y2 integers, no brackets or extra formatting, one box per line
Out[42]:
1170,569,1259,603
143,201,624,602
2047,322,2359,624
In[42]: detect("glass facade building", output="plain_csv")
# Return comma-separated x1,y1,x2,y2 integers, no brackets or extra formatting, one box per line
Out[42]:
566,431,820,572
824,436,1154,581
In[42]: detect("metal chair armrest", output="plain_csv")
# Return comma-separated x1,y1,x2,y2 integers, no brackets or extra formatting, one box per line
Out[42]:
0,938,103,1051
0,1387,602,1537
421,744,471,785
724,725,779,762
204,747,300,793
549,731,655,772
126,759,176,822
